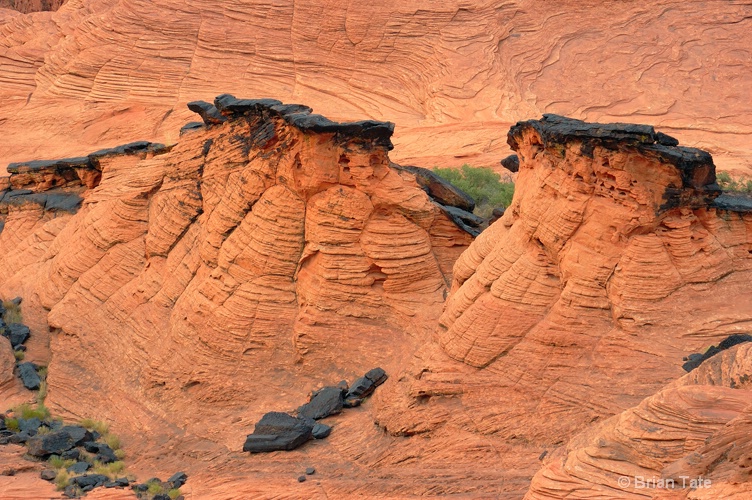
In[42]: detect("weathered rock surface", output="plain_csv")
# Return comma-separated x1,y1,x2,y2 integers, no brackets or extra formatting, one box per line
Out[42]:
297,387,344,420
16,361,39,390
525,343,752,499
1,1,752,173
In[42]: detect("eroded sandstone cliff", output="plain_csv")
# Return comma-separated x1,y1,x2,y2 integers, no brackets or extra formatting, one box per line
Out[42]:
0,97,482,497
1,107,751,497
375,115,752,496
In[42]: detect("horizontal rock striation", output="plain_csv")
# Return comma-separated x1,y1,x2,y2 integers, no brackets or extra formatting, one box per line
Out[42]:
2,1,752,172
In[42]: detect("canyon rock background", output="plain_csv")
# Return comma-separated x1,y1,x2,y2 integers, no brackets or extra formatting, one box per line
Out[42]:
1,0,752,499
1,0,752,173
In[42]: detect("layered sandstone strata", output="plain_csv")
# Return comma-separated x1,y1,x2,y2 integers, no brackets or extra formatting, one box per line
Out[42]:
526,343,752,499
376,114,752,489
1,1,751,171
0,97,477,494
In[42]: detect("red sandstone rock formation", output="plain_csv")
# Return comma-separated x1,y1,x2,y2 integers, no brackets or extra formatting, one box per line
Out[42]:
0,98,479,496
526,343,752,499
1,1,751,172
375,115,752,496
1,101,751,496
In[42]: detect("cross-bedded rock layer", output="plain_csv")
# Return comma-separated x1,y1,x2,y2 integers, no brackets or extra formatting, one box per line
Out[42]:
0,97,480,496
1,1,752,172
375,115,752,497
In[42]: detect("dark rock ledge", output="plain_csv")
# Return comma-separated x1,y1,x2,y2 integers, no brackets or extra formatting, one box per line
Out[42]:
185,94,395,150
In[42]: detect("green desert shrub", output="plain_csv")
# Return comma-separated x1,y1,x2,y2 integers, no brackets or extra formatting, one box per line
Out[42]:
13,350,24,361
717,171,752,193
4,417,19,431
2,301,22,323
14,402,49,420
433,164,515,217
79,418,109,435
168,488,183,499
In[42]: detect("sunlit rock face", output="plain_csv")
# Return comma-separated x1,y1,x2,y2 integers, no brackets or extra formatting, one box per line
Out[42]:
376,116,752,485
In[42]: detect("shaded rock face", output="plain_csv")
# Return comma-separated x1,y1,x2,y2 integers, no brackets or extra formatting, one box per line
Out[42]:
243,412,313,453
377,115,752,465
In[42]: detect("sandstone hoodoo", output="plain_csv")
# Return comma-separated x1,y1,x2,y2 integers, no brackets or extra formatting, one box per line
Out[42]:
376,114,752,497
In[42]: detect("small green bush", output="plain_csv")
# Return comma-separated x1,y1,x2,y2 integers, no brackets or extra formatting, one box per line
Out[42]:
2,301,22,324
54,469,70,490
80,418,109,435
13,350,24,361
717,171,752,193
168,488,183,499
104,433,121,450
433,164,515,217
4,417,19,431
14,403,49,420
147,480,165,495
92,460,125,478
48,455,76,469
114,448,126,460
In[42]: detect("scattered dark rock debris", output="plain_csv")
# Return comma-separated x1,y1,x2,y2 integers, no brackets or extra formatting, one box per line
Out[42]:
40,469,57,481
501,154,519,173
243,368,387,454
682,334,752,372
312,423,332,439
297,475,306,482
243,412,314,453
131,474,189,499
305,467,315,475
17,362,40,390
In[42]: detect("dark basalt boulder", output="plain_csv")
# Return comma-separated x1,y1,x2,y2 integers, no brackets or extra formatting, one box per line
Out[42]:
243,412,314,453
67,461,90,474
5,323,30,348
436,205,482,237
17,417,41,435
392,164,476,212
9,431,32,443
489,207,506,224
27,425,93,457
346,367,388,400
104,477,130,488
17,362,41,390
40,469,57,481
682,334,752,372
187,101,227,125
167,471,188,489
71,473,109,488
500,154,519,172
83,441,117,463
179,121,205,136
712,193,752,213
311,423,332,439
297,387,344,420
